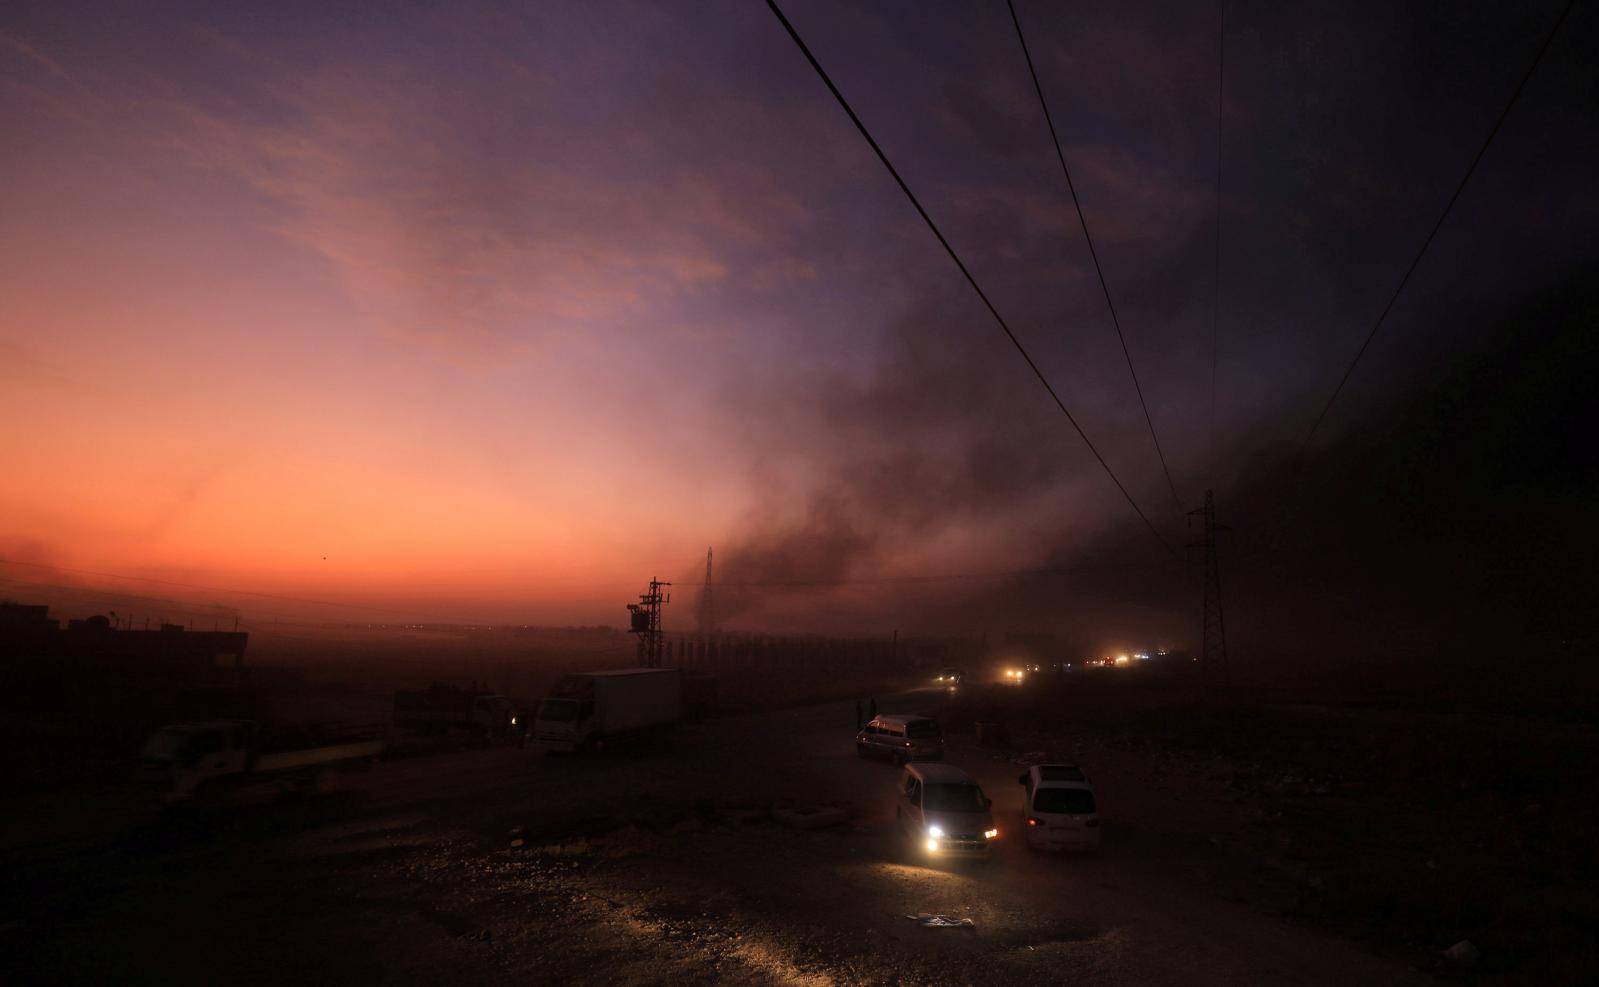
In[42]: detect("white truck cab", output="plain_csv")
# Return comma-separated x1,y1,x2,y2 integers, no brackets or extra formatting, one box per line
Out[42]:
140,721,256,796
1018,763,1100,851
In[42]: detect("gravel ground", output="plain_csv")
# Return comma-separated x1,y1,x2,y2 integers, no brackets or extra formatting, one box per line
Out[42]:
1,686,1432,984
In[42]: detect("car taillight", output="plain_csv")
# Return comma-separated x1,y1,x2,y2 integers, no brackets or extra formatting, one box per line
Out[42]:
1027,817,1039,827
1086,819,1100,828
904,741,913,747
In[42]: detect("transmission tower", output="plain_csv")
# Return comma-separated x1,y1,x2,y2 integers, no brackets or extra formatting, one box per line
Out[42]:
698,547,715,636
627,577,671,668
1187,490,1230,687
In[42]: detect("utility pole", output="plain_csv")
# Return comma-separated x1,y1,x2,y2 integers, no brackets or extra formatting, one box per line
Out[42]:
697,547,714,637
1188,489,1230,688
627,577,671,668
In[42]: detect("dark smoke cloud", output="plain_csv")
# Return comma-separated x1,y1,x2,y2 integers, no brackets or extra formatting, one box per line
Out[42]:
704,287,1156,633
706,261,1599,669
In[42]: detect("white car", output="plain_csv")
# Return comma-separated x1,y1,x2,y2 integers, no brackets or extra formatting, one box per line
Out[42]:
1018,763,1100,852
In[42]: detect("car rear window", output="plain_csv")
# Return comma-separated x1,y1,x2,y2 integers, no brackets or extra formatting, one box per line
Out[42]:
1033,787,1096,814
1039,765,1086,782
906,720,941,739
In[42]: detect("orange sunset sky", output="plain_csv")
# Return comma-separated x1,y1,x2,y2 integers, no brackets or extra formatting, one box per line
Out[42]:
5,2,1593,633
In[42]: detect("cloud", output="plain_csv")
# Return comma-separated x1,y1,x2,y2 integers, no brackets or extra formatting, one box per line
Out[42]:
120,17,834,366
0,32,89,92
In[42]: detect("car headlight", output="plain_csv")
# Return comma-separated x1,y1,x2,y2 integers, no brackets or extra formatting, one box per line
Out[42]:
927,824,944,838
925,838,939,853
984,828,999,840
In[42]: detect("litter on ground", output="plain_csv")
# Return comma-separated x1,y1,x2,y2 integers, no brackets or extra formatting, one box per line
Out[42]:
906,913,976,929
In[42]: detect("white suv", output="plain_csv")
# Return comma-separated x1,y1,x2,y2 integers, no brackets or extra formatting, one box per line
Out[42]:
1018,763,1100,852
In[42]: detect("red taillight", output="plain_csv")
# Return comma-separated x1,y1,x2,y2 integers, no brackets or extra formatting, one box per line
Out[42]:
904,741,913,747
1027,817,1039,827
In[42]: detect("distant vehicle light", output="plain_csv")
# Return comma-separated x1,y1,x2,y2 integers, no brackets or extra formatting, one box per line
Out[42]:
1027,817,1039,827
925,838,940,853
984,828,999,840
927,824,944,838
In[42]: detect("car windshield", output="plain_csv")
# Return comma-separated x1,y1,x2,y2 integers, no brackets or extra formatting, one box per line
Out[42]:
537,699,580,721
1034,788,1096,814
923,782,985,812
906,720,941,739
141,729,188,760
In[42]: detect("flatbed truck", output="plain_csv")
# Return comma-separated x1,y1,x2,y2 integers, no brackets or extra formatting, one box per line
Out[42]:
140,719,384,800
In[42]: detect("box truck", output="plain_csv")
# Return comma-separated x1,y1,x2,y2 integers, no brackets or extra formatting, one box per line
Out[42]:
533,668,681,753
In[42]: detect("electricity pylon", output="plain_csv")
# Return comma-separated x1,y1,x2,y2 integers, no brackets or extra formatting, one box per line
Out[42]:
627,577,671,668
1188,490,1230,688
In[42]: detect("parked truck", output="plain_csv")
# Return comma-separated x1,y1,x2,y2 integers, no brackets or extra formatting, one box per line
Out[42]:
139,719,384,800
393,684,521,741
533,668,681,752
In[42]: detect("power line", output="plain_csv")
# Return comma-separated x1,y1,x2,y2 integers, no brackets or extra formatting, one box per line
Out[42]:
1211,0,1225,489
0,557,509,627
1299,0,1576,453
0,578,373,633
0,575,464,632
676,559,1183,589
1005,0,1183,513
2,577,302,624
764,0,1178,560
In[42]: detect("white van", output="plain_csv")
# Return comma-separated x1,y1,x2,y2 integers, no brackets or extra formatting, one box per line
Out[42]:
1018,763,1100,851
896,762,998,858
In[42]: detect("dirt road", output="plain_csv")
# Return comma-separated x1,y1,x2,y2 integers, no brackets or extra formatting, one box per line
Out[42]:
2,687,1428,984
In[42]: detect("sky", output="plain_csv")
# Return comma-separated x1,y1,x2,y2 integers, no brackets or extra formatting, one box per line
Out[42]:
2,0,1595,637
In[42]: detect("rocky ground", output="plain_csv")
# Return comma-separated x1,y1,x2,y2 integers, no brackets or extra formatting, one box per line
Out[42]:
4,678,1587,984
